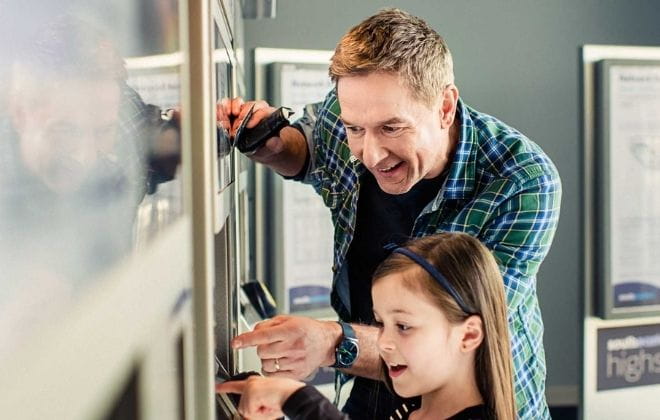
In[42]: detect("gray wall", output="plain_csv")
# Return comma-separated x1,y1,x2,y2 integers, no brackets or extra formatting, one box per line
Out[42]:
244,0,660,394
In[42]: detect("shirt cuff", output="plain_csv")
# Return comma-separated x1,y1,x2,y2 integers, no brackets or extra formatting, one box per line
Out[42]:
282,385,328,417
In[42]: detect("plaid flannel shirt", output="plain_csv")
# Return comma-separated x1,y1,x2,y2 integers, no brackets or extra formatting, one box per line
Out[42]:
293,89,562,419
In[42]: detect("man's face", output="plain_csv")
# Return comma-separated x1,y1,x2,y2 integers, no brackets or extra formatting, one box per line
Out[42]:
337,72,456,195
12,78,121,194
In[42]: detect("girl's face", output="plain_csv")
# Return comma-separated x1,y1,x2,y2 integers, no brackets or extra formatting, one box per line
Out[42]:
372,271,465,398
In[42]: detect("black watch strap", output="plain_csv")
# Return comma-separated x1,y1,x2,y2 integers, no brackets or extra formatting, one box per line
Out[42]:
332,321,359,369
338,321,356,340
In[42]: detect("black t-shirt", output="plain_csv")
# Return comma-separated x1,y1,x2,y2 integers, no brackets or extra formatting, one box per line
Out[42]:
390,402,491,420
345,171,445,324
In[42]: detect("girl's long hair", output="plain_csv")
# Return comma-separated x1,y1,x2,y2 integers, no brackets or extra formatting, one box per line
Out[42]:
372,232,516,420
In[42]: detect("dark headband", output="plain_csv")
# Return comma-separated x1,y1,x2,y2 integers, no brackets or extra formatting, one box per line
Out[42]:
385,244,477,315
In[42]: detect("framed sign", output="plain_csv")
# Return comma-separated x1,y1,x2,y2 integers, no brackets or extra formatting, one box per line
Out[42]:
267,61,335,314
596,59,660,318
597,323,660,391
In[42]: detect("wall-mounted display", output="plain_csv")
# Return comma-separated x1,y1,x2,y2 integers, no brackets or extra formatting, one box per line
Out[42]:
266,61,335,314
596,59,660,319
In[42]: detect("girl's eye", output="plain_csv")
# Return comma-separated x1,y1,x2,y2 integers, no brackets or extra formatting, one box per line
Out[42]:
397,323,411,332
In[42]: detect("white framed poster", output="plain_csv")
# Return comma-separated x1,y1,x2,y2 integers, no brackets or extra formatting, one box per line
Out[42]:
268,61,335,314
596,59,660,318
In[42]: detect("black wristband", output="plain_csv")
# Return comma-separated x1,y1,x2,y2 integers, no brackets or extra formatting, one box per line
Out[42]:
282,123,310,181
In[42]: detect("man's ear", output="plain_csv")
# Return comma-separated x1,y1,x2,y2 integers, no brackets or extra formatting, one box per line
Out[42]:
459,315,483,353
439,84,459,129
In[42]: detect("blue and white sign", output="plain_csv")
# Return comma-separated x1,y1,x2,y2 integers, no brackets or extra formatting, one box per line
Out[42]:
597,324,660,391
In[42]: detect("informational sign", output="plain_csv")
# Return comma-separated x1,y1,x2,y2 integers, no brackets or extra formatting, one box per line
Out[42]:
281,180,335,312
275,63,335,116
597,324,660,391
596,59,660,318
267,62,335,314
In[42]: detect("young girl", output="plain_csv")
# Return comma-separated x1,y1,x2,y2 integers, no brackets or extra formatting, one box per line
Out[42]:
217,232,516,419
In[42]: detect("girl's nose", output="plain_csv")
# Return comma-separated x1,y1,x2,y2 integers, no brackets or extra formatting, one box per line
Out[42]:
377,330,395,353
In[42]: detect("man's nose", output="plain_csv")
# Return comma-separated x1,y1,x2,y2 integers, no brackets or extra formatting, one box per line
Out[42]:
361,132,388,168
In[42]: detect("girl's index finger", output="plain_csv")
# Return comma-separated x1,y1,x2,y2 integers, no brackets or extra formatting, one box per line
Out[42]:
215,379,246,395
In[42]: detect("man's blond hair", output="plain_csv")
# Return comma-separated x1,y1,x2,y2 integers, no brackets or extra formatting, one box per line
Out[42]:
329,8,454,106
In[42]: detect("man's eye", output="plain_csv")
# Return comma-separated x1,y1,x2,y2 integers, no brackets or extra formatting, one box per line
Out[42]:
382,126,402,135
346,126,364,135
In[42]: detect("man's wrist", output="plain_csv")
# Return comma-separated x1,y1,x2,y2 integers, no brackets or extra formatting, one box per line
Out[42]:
321,320,343,367
268,126,308,177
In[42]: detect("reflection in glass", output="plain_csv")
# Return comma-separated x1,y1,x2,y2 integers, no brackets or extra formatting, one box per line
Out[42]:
215,25,234,192
0,2,183,355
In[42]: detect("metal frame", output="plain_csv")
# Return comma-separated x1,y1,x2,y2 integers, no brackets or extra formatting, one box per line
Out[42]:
186,0,217,417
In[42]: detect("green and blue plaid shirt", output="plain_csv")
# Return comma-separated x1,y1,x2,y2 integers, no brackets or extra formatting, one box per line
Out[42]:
294,89,561,419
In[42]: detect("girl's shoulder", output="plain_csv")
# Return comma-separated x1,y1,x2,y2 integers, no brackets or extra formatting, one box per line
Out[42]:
447,404,491,420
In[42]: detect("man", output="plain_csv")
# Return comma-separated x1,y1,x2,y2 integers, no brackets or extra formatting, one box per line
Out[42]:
224,9,561,419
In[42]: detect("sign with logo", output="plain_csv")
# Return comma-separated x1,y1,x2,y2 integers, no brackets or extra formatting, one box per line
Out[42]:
597,324,660,391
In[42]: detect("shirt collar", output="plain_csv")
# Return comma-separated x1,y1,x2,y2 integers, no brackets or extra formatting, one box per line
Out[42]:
441,98,477,200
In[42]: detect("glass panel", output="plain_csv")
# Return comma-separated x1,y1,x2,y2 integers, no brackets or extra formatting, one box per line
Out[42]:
0,0,184,356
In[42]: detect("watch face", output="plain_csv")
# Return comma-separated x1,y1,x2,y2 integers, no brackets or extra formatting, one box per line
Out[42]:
337,339,359,366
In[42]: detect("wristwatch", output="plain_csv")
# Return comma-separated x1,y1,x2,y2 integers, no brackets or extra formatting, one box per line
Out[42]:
332,321,359,369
